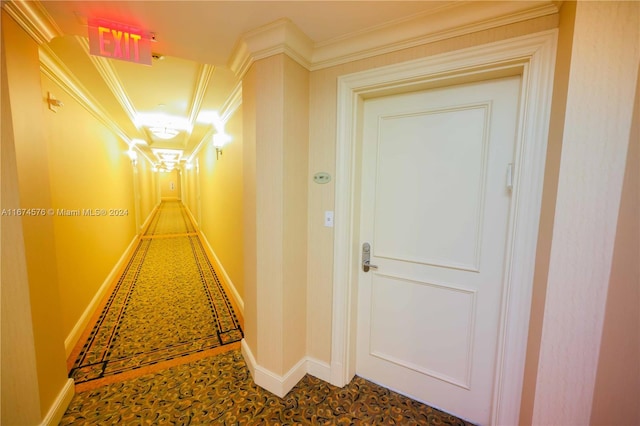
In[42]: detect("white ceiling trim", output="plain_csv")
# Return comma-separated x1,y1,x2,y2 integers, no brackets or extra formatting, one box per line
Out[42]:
187,81,242,163
219,81,242,124
39,46,155,165
75,36,140,130
228,18,313,78
3,0,62,45
228,2,559,78
187,64,216,132
310,2,558,70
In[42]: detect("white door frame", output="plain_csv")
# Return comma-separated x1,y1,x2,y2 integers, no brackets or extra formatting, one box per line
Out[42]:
330,30,557,425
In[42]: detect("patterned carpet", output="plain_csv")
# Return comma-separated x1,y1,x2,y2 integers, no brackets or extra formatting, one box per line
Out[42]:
68,201,242,390
144,200,196,236
62,349,473,425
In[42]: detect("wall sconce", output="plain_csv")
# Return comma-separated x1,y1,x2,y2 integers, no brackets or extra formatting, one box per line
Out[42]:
213,133,231,160
127,149,138,166
47,92,64,112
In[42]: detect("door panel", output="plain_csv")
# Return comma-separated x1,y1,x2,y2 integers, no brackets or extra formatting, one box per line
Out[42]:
374,105,489,271
370,274,476,388
356,76,521,425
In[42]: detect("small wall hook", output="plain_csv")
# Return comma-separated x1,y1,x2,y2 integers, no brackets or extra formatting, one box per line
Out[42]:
47,92,64,112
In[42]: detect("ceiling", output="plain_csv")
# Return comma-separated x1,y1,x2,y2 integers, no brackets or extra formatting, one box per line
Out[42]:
28,1,557,168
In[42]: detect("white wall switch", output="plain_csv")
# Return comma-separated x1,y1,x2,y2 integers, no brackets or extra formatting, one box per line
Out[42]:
324,211,334,227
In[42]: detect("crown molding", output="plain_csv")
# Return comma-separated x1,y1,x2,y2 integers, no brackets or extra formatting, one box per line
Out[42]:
2,0,62,44
228,2,559,78
75,36,140,128
228,18,313,78
39,45,155,165
187,64,216,131
187,81,242,163
219,80,242,124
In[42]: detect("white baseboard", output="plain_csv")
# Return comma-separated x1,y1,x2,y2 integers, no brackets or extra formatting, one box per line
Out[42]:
241,340,334,397
183,203,243,314
241,339,307,398
200,235,244,315
183,203,199,228
140,202,160,234
40,378,74,426
306,357,332,383
64,235,139,357
241,339,256,380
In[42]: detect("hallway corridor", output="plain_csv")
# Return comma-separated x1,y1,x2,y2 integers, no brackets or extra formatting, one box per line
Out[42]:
66,201,243,392
61,201,470,425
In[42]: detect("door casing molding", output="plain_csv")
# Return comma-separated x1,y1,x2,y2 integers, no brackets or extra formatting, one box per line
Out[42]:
330,29,558,425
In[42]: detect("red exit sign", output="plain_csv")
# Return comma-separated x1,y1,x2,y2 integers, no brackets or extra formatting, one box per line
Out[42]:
88,19,152,65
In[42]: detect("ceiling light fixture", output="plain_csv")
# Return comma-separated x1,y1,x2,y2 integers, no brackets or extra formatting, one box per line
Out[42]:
149,126,179,140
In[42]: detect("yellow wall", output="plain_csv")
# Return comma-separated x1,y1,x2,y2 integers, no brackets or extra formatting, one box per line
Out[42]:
182,158,198,224
41,73,144,342
192,109,245,304
136,154,159,230
160,169,181,199
306,13,559,364
1,10,68,423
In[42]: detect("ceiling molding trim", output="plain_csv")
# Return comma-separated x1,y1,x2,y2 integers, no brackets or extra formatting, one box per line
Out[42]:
75,36,140,130
228,2,558,75
311,2,559,71
39,46,155,166
187,64,216,132
219,81,242,124
3,0,62,44
228,18,313,79
187,81,242,163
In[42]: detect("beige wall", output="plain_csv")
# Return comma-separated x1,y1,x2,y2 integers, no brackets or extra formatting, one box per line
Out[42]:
1,10,68,423
306,14,559,364
519,1,576,422
241,53,309,378
529,2,639,423
243,65,258,356
589,64,640,426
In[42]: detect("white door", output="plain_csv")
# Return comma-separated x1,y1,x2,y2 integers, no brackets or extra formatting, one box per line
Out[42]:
356,76,521,425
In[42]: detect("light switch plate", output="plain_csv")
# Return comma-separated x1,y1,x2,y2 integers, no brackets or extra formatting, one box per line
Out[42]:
324,211,334,227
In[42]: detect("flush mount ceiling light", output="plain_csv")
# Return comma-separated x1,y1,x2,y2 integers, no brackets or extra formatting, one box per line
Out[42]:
152,148,183,164
137,112,190,141
149,126,179,140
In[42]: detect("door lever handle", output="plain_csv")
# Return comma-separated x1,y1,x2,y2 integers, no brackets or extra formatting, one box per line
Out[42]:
363,259,378,272
362,242,378,272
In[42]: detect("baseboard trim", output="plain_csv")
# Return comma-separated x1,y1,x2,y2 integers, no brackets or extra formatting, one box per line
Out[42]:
200,234,245,315
64,234,139,357
306,357,332,383
140,202,160,234
181,204,244,315
241,340,332,397
40,378,74,426
241,339,307,398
